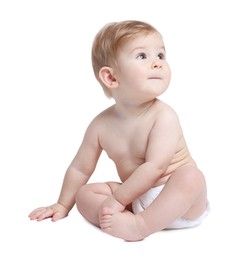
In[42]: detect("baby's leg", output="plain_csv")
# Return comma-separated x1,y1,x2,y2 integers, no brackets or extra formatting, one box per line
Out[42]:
100,165,207,241
75,182,121,226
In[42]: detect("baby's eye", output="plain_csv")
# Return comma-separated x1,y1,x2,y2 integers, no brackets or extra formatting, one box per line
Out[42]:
157,52,166,60
136,53,147,60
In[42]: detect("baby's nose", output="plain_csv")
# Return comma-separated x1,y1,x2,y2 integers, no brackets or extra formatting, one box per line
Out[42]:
152,59,162,69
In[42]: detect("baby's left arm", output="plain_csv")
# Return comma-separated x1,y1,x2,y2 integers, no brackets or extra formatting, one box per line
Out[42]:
112,107,182,207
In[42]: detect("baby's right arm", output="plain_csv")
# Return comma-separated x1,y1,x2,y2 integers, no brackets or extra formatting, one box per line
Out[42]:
28,166,92,222
28,118,103,222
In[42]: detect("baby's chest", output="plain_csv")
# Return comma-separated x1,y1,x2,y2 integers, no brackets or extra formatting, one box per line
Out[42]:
101,127,149,161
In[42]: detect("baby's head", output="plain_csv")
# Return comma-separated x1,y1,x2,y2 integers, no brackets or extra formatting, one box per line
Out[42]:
91,20,159,98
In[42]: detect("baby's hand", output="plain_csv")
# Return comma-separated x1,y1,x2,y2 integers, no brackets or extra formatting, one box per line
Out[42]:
100,196,125,213
28,203,69,222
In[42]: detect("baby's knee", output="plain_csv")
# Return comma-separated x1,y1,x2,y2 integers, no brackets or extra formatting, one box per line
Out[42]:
175,166,206,193
75,184,90,204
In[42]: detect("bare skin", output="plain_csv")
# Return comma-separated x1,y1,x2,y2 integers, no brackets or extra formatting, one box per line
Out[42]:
29,30,208,241
74,100,207,241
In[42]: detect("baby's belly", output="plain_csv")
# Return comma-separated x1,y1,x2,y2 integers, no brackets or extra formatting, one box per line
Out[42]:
116,148,196,186
116,157,144,182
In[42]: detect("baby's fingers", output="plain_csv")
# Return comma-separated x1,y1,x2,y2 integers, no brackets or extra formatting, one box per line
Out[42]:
28,207,45,219
28,207,53,221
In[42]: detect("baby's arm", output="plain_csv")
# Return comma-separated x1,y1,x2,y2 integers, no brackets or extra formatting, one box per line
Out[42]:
28,163,91,222
112,107,182,207
29,119,102,221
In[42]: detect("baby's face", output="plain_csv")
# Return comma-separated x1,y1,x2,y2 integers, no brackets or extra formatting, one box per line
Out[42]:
113,32,171,103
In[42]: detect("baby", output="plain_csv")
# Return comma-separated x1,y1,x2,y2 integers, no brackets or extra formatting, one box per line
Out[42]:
29,20,209,241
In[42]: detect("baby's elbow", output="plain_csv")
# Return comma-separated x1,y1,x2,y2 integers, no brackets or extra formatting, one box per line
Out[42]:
157,166,168,179
146,161,167,179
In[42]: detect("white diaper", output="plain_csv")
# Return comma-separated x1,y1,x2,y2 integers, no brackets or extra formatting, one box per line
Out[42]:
132,185,210,229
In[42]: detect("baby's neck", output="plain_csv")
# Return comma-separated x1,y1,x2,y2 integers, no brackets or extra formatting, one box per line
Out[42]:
113,99,157,119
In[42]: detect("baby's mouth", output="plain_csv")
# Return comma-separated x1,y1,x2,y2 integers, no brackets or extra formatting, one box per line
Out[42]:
148,77,162,80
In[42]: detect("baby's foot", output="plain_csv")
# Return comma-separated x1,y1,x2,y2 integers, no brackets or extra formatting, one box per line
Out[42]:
99,207,148,241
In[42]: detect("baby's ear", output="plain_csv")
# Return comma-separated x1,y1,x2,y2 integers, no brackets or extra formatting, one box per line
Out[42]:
99,67,119,89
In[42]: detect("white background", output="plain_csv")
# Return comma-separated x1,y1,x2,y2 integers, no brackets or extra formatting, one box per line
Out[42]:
0,0,241,259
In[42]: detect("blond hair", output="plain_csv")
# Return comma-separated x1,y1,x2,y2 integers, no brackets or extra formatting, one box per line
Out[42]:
91,20,158,97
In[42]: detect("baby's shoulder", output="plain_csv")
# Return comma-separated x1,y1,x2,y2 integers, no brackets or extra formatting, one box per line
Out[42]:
94,105,115,120
88,105,115,128
152,99,182,132
152,99,178,118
